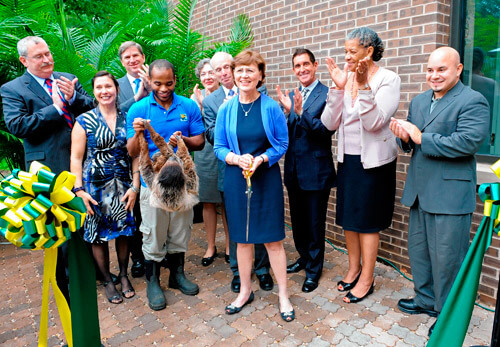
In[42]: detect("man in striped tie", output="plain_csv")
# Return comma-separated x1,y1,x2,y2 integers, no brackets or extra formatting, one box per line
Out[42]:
1,36,94,301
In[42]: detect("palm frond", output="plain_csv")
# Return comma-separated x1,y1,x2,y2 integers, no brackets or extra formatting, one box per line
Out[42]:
205,13,254,58
79,21,124,71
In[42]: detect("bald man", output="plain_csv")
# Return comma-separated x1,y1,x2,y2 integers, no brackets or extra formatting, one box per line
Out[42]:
390,47,489,336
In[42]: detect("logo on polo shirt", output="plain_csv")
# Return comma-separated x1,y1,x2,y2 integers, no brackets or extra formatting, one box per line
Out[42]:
180,114,187,121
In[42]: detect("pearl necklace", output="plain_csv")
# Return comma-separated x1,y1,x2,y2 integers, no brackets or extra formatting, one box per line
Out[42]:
350,65,377,108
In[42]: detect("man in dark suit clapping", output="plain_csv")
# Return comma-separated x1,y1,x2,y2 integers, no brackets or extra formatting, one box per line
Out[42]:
276,48,336,293
1,36,94,300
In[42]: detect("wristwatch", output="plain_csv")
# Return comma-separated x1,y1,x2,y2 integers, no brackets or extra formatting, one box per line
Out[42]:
359,83,370,90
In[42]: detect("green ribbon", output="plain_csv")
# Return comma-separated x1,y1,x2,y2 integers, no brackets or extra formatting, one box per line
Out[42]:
427,161,500,346
0,161,86,249
68,232,101,346
0,161,102,346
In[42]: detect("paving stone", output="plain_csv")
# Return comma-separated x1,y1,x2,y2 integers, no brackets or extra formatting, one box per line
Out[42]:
207,316,226,329
322,300,341,313
388,323,411,339
403,330,428,346
349,317,368,329
360,322,384,338
311,295,328,307
375,331,400,346
217,324,238,339
307,336,331,347
336,339,359,347
370,302,390,315
0,223,494,346
335,322,357,336
348,330,372,345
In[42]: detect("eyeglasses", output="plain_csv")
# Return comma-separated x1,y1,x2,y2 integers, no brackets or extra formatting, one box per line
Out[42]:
26,52,52,61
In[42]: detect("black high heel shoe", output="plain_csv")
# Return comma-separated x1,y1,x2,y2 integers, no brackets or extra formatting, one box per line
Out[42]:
201,247,217,267
225,292,254,314
343,281,374,304
337,267,362,292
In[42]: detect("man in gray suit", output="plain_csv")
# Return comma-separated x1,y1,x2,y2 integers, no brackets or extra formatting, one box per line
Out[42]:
390,47,490,336
1,36,93,300
117,41,150,113
117,41,150,278
202,51,273,293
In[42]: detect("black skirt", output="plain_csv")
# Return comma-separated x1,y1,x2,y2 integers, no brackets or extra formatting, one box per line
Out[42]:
336,154,396,233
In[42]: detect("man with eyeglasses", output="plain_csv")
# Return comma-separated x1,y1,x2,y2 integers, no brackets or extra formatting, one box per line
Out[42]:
1,36,93,301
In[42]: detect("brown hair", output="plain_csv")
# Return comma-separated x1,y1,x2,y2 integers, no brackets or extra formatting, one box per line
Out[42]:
232,50,266,88
91,71,120,111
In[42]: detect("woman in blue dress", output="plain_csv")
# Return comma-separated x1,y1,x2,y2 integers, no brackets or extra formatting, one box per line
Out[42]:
71,71,140,304
214,50,294,321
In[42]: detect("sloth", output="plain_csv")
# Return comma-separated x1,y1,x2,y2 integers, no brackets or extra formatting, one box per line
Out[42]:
138,121,199,212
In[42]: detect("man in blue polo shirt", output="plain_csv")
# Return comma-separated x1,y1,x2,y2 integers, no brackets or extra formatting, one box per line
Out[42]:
126,59,205,311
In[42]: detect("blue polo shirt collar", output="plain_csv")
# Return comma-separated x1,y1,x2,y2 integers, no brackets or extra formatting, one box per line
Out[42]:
148,92,180,111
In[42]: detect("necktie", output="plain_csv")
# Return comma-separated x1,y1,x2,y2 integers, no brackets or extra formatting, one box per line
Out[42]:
134,78,141,94
45,79,73,129
301,88,309,101
228,89,235,97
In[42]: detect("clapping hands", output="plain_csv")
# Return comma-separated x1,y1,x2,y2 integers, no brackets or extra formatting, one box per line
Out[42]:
326,57,348,89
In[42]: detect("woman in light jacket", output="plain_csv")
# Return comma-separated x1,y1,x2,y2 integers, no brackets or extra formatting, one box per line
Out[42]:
321,27,400,303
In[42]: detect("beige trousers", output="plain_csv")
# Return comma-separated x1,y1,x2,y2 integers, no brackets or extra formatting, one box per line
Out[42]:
139,187,193,262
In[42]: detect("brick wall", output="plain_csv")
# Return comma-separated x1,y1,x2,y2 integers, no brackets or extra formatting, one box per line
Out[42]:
190,0,498,305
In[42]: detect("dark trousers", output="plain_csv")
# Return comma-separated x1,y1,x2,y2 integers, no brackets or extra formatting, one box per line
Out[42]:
408,202,471,312
129,201,144,263
287,185,330,281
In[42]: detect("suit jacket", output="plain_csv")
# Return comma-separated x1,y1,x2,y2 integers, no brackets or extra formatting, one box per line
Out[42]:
202,86,228,191
400,81,490,214
202,86,226,145
321,67,400,169
1,71,94,174
117,75,136,113
284,81,336,191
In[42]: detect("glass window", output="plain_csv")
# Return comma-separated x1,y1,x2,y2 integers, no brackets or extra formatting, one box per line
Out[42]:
462,0,500,155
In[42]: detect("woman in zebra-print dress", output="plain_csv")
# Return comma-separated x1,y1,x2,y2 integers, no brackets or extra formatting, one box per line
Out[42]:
71,71,140,304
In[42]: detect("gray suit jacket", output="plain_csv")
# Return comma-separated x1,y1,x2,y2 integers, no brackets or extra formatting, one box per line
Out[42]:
400,81,489,214
1,71,93,174
202,86,226,145
118,75,136,113
202,86,227,191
